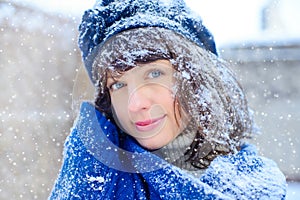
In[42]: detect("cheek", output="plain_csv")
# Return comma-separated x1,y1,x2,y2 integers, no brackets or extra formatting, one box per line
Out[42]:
110,94,129,122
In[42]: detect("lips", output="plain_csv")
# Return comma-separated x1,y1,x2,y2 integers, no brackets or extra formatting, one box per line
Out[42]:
135,115,166,132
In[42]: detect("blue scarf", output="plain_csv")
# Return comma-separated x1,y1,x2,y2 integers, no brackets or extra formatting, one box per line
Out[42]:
49,102,287,199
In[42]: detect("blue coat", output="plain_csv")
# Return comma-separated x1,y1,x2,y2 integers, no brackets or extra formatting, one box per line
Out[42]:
49,102,287,199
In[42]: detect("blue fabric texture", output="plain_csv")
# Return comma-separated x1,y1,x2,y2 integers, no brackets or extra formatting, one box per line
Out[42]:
78,0,217,82
49,102,287,199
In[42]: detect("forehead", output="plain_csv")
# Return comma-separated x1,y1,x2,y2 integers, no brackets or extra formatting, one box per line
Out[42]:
106,59,173,79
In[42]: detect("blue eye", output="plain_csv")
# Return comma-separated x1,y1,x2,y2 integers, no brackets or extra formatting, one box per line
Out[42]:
111,82,125,91
148,70,162,78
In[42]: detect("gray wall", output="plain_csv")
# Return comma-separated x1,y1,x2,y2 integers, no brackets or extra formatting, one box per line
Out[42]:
220,41,300,181
0,2,81,199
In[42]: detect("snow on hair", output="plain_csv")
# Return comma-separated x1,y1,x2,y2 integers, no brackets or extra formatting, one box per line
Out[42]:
92,27,255,168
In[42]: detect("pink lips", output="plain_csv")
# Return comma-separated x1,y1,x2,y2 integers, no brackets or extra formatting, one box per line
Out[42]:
135,115,166,132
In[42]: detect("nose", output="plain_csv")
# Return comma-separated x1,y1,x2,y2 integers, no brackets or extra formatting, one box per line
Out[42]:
128,86,151,113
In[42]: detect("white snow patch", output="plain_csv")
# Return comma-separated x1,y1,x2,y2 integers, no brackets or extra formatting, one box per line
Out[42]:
87,175,105,183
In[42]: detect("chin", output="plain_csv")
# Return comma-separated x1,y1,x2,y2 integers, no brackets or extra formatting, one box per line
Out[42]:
137,137,169,151
138,141,161,150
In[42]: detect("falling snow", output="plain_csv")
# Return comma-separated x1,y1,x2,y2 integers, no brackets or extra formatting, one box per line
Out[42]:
1,0,300,199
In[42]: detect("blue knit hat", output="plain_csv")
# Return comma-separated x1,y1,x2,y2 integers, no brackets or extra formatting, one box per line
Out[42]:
78,0,217,82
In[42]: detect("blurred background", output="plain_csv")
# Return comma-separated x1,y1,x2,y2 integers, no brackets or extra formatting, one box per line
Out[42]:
0,0,299,199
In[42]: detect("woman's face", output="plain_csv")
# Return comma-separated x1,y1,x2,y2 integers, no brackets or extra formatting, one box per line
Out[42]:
107,59,189,150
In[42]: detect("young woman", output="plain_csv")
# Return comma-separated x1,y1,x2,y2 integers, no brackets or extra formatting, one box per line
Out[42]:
49,0,287,199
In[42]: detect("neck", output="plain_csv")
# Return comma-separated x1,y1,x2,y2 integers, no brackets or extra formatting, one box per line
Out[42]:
154,123,205,177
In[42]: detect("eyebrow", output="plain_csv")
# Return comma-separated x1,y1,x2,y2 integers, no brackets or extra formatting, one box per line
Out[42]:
106,75,118,85
106,70,124,80
106,60,172,81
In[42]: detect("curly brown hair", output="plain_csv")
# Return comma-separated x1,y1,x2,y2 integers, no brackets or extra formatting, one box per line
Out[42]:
91,27,255,169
